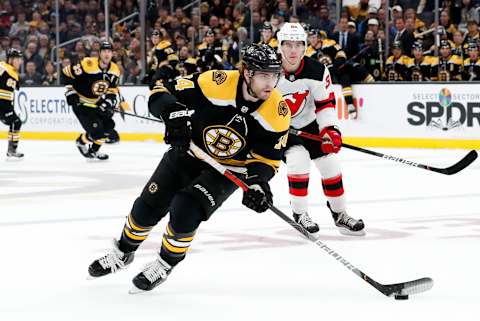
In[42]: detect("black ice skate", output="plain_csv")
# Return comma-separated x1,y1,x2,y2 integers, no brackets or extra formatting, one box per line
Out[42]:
6,140,24,160
327,202,365,236
293,212,320,234
86,150,109,160
88,239,134,278
75,135,90,157
129,254,173,294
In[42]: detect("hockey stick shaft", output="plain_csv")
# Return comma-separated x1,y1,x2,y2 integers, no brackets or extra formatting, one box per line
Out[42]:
114,110,163,123
189,142,432,298
289,129,477,175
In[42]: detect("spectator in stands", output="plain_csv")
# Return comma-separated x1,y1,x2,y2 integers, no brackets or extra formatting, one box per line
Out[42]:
464,19,479,44
392,17,415,56
9,12,30,44
333,17,360,58
21,61,42,86
24,41,44,73
41,60,57,85
459,0,479,31
440,10,457,39
317,5,335,37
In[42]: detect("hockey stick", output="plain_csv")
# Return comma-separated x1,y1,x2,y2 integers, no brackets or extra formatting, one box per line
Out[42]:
189,142,433,299
114,110,162,122
289,128,478,175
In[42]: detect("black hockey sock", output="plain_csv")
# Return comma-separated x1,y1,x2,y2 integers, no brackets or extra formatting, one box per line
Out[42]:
7,131,20,152
160,222,195,267
342,86,354,105
118,213,154,253
90,141,102,152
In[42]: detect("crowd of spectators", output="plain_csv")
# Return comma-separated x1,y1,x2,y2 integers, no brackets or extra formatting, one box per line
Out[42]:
1,0,480,85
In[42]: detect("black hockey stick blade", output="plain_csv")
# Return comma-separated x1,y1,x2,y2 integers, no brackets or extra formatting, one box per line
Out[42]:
427,150,478,175
360,271,434,297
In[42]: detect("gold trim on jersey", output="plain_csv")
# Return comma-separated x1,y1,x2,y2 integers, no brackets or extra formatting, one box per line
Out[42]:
0,88,14,101
0,62,20,81
251,89,291,133
197,70,238,106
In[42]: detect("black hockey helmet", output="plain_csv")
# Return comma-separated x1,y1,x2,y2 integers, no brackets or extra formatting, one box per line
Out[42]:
411,41,423,51
205,28,215,37
439,39,451,49
100,41,113,51
241,43,282,73
260,21,273,32
467,41,478,51
6,48,22,59
392,41,402,50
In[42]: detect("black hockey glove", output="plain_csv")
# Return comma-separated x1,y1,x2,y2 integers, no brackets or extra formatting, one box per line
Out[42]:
161,103,192,152
65,90,80,107
242,176,273,213
97,94,117,118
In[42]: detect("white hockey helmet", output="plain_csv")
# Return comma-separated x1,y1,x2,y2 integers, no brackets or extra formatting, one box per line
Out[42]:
277,22,308,56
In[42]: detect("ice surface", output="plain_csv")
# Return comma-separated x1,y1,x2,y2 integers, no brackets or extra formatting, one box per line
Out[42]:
0,140,478,321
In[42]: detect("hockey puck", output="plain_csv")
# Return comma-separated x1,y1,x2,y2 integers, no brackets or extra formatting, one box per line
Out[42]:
394,295,409,300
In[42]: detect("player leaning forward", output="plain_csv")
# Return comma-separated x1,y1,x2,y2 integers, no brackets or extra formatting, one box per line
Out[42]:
62,42,122,160
88,44,290,292
0,48,24,159
276,23,365,236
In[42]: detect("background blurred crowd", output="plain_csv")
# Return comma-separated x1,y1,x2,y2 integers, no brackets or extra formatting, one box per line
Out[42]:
1,0,480,86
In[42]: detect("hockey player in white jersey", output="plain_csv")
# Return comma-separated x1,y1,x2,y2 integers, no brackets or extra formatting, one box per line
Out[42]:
276,23,365,236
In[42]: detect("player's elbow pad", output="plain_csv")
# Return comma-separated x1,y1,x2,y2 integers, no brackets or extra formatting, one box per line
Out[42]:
148,92,178,120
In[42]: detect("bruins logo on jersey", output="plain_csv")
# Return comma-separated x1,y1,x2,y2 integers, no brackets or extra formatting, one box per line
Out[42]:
203,125,246,159
212,70,227,85
91,80,110,96
278,101,289,117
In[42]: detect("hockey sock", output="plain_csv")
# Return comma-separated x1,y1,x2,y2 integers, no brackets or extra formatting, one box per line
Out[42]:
90,140,104,152
80,133,91,144
119,213,154,253
287,173,310,214
314,155,347,212
7,130,20,152
160,222,195,266
342,86,354,105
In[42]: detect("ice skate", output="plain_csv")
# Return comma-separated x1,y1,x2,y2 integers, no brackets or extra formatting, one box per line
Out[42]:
293,212,320,234
88,239,134,279
327,202,365,236
129,254,173,294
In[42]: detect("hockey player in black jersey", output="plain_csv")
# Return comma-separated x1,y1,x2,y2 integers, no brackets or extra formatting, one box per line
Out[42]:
276,23,365,236
87,44,291,293
0,48,24,159
62,41,123,160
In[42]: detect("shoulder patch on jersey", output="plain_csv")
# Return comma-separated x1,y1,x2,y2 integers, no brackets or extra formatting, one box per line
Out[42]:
198,70,239,106
278,100,289,117
212,70,227,85
81,57,101,74
253,89,291,132
0,61,19,81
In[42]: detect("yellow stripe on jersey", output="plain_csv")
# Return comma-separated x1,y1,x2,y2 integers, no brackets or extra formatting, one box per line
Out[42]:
197,70,238,106
0,88,14,100
305,46,316,57
251,89,291,133
62,66,74,78
124,228,148,241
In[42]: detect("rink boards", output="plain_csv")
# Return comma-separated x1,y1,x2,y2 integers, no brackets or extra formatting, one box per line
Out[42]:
0,84,479,149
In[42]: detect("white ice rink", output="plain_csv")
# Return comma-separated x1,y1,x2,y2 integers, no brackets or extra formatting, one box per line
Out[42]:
0,140,478,321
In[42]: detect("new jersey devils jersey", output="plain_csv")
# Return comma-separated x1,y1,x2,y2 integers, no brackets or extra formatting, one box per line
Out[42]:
277,56,337,130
